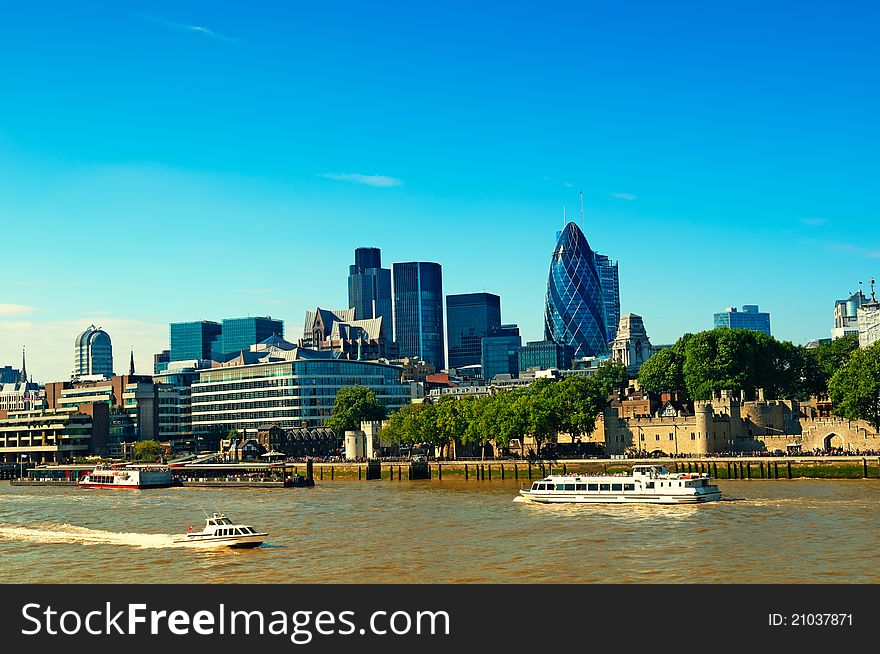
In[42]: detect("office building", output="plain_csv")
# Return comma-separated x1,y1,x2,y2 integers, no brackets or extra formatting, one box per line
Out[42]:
73,325,113,380
154,350,171,374
446,293,501,369
190,344,411,436
393,261,445,370
833,289,867,340
544,222,609,358
518,340,574,371
0,366,21,384
220,316,284,356
858,281,880,348
170,321,222,362
481,325,521,382
0,404,109,463
714,305,771,336
348,247,393,334
595,253,620,342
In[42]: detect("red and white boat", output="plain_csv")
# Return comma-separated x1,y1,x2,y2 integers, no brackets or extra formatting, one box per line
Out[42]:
79,464,175,489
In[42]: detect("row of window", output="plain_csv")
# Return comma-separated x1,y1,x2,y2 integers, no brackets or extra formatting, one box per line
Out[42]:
532,482,636,492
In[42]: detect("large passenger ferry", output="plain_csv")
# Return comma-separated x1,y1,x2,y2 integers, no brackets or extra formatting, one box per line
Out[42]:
519,465,721,504
79,464,175,489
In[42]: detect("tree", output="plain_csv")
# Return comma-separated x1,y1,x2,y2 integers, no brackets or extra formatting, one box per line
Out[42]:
828,343,880,431
325,386,386,435
638,347,685,395
590,362,630,398
132,440,163,462
802,334,859,395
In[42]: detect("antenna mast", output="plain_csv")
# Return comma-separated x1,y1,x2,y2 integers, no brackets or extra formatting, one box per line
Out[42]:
579,190,584,228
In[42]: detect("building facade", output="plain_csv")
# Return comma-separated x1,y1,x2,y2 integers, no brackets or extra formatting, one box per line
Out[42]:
858,294,880,348
348,247,393,334
610,314,654,374
392,261,445,370
220,316,284,356
544,222,609,358
481,324,521,382
301,308,393,359
170,321,222,362
73,325,113,379
832,289,867,340
713,305,771,335
518,340,574,371
446,292,501,370
0,404,109,463
594,253,620,342
190,347,411,437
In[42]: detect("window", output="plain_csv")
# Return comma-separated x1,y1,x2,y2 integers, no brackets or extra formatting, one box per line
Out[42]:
564,484,575,491
611,483,622,491
655,434,660,440
691,433,696,440
624,484,635,491
646,482,654,489
546,484,555,491
588,483,598,491
669,434,674,441
532,483,540,490
575,484,586,491
599,483,610,491
537,484,545,490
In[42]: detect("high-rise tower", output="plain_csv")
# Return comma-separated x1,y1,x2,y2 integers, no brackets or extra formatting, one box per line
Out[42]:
544,222,609,358
392,262,445,369
348,247,393,339
73,325,113,379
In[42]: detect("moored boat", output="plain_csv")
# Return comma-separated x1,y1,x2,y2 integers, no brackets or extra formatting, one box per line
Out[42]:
174,512,267,548
518,464,721,504
79,463,175,489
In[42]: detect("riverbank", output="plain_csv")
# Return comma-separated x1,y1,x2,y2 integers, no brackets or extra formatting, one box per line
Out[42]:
299,456,880,482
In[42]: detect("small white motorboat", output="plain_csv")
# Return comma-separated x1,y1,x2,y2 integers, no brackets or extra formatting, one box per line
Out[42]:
174,512,267,548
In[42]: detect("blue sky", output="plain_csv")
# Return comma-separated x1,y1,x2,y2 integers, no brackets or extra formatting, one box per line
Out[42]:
1,1,878,381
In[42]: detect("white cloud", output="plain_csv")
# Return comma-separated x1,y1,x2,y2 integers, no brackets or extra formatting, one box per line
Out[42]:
134,12,240,43
610,192,637,201
563,181,574,188
0,304,38,317
830,243,880,258
800,217,828,227
317,173,403,188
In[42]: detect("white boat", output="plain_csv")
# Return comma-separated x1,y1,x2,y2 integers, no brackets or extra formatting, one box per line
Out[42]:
174,512,267,548
518,465,721,504
79,464,175,489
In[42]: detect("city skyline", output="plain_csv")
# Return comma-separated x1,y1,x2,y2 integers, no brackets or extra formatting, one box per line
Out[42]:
2,2,880,380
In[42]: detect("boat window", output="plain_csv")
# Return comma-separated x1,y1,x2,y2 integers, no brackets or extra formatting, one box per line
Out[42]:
537,484,545,490
563,484,575,491
575,484,586,491
611,483,622,491
599,483,610,491
588,484,598,491
624,484,635,491
546,484,555,491
233,528,242,535
646,482,654,489
531,483,540,490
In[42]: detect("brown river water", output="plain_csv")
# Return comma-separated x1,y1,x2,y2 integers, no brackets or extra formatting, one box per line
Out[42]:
1,479,878,583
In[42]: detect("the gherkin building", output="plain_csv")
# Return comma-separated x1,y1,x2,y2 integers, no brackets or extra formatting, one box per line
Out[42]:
544,222,609,358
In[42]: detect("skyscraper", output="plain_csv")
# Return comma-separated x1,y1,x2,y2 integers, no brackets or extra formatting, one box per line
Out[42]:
392,261,445,369
348,247,393,338
595,253,620,341
170,321,222,362
221,316,284,355
73,325,113,379
481,324,521,381
446,292,501,369
544,222,609,359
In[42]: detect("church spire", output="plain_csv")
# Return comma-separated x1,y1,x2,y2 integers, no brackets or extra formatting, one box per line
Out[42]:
129,348,135,376
20,346,27,384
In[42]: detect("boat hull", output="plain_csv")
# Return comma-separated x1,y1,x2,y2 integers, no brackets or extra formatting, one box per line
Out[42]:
79,482,176,489
519,490,721,505
173,533,267,548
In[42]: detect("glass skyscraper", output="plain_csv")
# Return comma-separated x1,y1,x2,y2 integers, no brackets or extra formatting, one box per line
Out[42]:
481,324,521,381
392,261,445,370
544,222,609,358
170,321,222,362
595,253,620,341
73,325,113,379
446,292,501,369
221,316,284,355
348,247,393,338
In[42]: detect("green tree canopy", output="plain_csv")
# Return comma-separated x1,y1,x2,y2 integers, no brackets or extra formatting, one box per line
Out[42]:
132,440,163,462
802,333,859,395
828,342,880,431
325,386,387,434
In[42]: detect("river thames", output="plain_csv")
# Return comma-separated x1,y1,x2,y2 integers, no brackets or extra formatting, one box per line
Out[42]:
1,479,878,583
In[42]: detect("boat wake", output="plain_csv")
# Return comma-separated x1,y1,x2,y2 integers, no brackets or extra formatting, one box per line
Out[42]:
0,523,241,550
